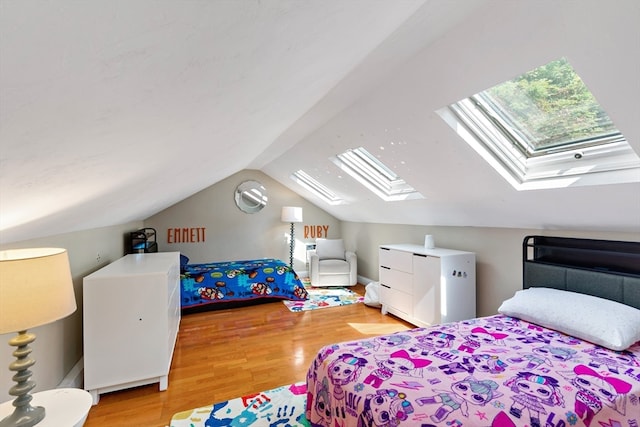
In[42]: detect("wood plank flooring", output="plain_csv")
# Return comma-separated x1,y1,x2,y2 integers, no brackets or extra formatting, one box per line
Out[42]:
83,285,414,427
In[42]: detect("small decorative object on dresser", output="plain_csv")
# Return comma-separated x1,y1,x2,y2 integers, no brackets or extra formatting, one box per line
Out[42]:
379,243,475,327
82,252,180,404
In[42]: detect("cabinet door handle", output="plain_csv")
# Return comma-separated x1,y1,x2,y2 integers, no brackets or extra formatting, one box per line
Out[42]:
380,284,391,289
380,266,390,270
413,253,427,258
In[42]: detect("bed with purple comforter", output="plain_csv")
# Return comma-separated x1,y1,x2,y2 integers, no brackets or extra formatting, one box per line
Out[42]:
306,314,640,427
306,236,640,427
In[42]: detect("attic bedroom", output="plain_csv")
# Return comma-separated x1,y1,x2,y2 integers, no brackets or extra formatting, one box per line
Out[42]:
0,1,638,426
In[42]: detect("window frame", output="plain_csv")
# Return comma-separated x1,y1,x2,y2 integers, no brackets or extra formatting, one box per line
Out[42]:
439,63,639,190
290,170,343,205
331,147,422,201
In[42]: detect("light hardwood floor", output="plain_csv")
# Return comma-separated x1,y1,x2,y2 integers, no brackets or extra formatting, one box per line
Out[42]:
83,284,414,427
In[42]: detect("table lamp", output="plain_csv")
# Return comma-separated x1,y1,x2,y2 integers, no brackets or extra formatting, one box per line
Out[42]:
281,207,303,269
0,248,77,427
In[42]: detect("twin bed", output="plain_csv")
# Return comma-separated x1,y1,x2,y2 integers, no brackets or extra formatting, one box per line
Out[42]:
180,257,307,312
305,236,640,427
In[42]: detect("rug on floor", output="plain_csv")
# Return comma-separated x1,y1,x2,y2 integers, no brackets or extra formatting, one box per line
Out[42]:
170,382,308,427
282,285,364,312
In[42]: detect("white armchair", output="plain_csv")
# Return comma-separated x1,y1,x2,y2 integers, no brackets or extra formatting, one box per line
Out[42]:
308,238,357,287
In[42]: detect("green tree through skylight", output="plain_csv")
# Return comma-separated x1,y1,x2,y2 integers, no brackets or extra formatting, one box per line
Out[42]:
481,58,618,153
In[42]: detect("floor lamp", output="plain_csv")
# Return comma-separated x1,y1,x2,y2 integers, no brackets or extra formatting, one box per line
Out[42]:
281,206,303,269
0,248,77,427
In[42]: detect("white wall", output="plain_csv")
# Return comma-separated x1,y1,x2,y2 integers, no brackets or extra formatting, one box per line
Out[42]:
0,222,142,403
145,170,343,273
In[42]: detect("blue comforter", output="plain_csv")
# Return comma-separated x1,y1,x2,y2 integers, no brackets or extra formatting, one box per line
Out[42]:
180,258,308,310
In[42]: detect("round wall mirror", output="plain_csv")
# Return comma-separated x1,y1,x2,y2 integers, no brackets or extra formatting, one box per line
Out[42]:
234,180,268,214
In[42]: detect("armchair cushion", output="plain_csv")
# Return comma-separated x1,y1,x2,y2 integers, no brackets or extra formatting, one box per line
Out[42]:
315,238,346,260
317,259,352,274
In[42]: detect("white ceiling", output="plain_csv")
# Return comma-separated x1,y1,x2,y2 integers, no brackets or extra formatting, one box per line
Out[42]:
1,0,638,245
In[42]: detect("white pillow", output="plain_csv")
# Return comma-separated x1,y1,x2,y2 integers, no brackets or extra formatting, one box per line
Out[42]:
315,239,346,260
498,287,640,351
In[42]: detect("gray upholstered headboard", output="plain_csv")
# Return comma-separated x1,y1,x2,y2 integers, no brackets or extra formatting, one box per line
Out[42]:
522,236,640,310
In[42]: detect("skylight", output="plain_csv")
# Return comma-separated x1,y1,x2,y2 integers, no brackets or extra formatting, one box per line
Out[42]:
291,170,344,205
438,58,640,190
331,147,423,201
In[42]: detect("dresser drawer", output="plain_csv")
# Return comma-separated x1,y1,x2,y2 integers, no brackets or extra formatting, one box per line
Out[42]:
380,285,412,316
379,248,413,273
379,266,412,294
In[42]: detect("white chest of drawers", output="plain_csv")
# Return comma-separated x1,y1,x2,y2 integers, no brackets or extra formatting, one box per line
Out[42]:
379,244,475,327
83,252,181,404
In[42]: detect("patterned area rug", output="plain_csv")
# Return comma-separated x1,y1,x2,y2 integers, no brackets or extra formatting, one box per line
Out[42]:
282,284,363,312
170,382,308,427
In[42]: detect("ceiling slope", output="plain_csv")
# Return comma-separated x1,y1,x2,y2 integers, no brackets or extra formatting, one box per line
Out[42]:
261,0,640,233
0,0,426,244
1,0,638,245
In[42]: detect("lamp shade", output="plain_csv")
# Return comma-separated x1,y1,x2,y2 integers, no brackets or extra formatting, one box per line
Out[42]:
281,206,303,223
0,248,77,334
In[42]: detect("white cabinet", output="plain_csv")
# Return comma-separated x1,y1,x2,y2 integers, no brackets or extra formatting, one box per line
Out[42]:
379,244,475,327
83,252,181,404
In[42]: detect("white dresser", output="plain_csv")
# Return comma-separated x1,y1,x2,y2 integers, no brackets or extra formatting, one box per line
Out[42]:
83,252,181,404
379,244,475,327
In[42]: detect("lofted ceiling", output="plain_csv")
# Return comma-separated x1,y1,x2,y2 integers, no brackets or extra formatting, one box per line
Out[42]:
1,0,638,245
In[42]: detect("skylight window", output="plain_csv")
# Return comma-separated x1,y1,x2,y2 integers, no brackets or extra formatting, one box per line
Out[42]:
438,58,640,190
291,170,343,205
331,147,423,201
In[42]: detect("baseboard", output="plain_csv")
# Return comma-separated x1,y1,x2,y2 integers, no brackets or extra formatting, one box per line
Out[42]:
358,275,375,286
58,357,84,389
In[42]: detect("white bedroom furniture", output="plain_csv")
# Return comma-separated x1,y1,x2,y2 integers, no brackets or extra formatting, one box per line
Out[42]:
308,238,357,286
379,244,475,327
83,252,181,404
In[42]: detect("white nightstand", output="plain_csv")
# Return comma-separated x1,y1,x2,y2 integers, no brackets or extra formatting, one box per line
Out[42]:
0,388,93,427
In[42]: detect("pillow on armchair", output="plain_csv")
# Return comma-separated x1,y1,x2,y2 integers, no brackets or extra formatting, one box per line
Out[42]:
315,238,346,260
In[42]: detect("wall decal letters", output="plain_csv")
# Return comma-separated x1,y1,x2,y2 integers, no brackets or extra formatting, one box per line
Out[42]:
167,227,206,243
304,225,329,239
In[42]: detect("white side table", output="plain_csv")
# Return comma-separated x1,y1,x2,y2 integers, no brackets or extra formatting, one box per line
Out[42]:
0,388,93,427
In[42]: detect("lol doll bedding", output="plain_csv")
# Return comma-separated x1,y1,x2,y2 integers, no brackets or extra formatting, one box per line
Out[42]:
305,314,640,427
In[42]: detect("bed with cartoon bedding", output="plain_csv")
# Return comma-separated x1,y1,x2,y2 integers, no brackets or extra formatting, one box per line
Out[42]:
180,257,308,311
305,236,640,427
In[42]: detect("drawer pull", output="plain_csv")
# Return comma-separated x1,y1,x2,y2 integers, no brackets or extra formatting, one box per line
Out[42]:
380,266,391,270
